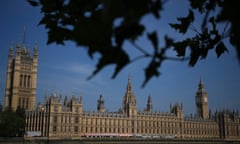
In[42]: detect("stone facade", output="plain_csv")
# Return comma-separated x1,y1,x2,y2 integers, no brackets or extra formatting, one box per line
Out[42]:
4,43,38,111
4,43,239,140
25,77,240,140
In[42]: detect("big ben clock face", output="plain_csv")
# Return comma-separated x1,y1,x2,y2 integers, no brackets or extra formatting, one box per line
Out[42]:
204,97,208,102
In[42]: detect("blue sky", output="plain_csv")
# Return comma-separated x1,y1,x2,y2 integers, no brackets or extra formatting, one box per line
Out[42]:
0,0,240,115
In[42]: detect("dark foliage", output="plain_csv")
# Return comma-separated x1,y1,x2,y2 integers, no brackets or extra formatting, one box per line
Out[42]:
0,107,25,137
27,0,240,87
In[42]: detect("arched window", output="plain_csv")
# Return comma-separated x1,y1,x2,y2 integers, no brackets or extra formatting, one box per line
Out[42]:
28,75,31,88
18,97,21,107
24,75,27,87
26,98,29,109
19,75,23,87
22,97,25,109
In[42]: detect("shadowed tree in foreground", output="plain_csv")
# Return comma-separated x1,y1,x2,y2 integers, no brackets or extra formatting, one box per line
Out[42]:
27,0,240,87
0,107,25,137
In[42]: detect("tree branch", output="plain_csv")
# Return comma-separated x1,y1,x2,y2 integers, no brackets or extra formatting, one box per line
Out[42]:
131,41,152,57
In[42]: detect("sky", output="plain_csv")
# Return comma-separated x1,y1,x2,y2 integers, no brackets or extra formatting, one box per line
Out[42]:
0,0,240,115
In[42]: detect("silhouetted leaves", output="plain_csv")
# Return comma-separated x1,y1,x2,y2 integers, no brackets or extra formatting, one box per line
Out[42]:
88,47,130,80
27,0,240,87
189,0,205,13
27,0,39,6
115,23,145,46
169,10,194,34
143,60,161,88
147,31,158,52
216,42,228,58
173,40,188,57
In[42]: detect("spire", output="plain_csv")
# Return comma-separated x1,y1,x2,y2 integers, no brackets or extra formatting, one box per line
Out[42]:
125,75,135,101
34,43,38,55
198,77,205,92
59,91,62,100
79,95,83,104
147,95,152,103
146,95,153,112
122,75,137,114
8,43,14,57
64,96,69,107
23,26,26,45
127,74,132,92
16,39,21,50
97,94,105,112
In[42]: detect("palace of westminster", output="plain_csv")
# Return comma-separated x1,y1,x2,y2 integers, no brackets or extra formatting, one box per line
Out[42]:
1,42,240,140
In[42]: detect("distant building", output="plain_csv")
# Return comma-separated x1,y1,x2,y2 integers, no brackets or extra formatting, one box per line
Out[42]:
4,41,240,140
25,77,240,140
4,42,38,111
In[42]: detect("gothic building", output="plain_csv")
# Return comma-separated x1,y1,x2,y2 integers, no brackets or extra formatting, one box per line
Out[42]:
3,42,240,140
4,42,38,111
24,77,240,140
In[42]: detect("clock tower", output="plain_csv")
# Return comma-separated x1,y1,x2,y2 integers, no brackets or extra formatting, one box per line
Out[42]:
195,78,209,119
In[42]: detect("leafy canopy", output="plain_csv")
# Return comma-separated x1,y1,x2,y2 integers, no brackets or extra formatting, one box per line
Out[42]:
27,0,240,87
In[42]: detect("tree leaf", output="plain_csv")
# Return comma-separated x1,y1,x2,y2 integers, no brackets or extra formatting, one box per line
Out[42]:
169,10,194,34
142,60,160,87
27,0,39,7
150,0,162,18
189,50,200,67
173,40,188,57
147,31,158,52
87,47,130,80
115,22,145,46
189,0,205,13
215,42,228,58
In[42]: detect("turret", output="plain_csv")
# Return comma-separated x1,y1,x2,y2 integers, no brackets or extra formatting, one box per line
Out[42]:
97,94,105,112
145,95,153,112
64,96,69,107
171,103,184,118
70,94,82,113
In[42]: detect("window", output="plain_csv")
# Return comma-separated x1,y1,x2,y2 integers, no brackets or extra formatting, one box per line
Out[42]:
28,76,31,88
54,116,57,123
54,106,58,112
26,98,29,109
74,126,78,133
53,126,57,132
18,97,21,107
75,117,79,123
19,75,23,87
22,98,25,109
24,75,27,87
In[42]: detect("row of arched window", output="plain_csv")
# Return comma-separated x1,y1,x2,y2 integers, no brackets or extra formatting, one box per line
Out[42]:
18,97,29,110
19,74,31,88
